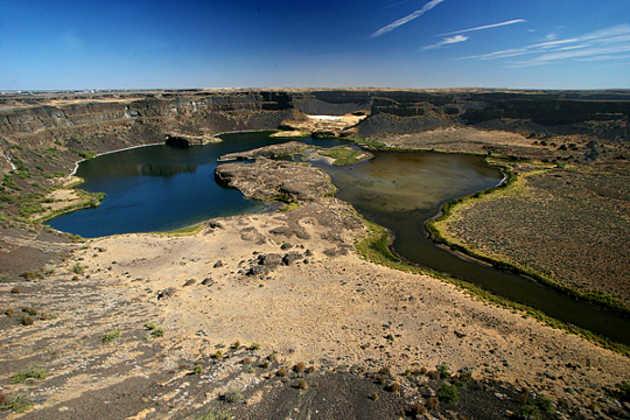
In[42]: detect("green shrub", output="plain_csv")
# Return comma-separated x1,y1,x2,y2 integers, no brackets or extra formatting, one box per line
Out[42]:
193,365,202,375
438,383,459,404
11,365,47,383
0,393,33,413
231,341,240,350
409,401,426,416
437,363,451,379
101,330,120,343
388,382,401,393
71,264,86,274
222,389,244,404
533,395,555,414
20,271,44,280
151,327,164,338
250,343,261,351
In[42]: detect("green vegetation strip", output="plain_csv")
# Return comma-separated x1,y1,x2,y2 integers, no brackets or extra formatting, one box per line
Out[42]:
354,214,630,358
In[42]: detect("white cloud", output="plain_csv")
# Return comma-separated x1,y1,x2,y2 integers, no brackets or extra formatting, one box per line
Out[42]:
438,19,526,37
463,23,630,66
543,33,557,41
370,0,447,38
423,34,469,50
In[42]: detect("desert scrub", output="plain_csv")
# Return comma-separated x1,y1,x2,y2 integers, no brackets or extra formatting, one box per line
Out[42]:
221,389,244,404
101,330,120,343
144,322,164,338
296,378,308,390
231,340,241,350
0,393,33,413
387,382,401,393
12,365,47,383
20,270,43,280
437,363,451,379
189,409,232,420
438,383,459,404
71,263,86,274
193,365,202,375
293,362,306,373
20,315,34,325
276,367,287,377
214,350,223,359
249,342,261,351
5,308,14,316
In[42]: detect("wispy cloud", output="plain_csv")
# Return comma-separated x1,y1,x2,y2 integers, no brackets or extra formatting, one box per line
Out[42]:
380,0,411,11
422,34,469,50
463,24,630,67
438,19,526,37
370,0,446,38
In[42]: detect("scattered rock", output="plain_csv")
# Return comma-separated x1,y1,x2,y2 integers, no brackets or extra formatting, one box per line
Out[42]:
157,288,177,300
183,279,196,287
214,260,224,268
208,220,224,229
283,251,303,266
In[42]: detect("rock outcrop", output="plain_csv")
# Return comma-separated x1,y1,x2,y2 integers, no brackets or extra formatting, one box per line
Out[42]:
215,157,335,202
217,141,307,162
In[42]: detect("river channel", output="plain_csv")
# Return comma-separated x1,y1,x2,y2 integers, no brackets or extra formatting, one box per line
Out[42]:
47,132,630,345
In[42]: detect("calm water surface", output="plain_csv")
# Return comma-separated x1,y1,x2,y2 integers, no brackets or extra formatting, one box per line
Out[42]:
47,132,344,237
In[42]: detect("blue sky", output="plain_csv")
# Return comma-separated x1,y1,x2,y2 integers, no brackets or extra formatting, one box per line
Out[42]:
1,0,629,90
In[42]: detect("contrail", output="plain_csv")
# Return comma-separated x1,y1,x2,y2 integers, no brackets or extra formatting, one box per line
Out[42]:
370,0,447,38
438,19,526,37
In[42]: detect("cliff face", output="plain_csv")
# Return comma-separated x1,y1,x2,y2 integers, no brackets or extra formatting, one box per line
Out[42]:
1,88,629,175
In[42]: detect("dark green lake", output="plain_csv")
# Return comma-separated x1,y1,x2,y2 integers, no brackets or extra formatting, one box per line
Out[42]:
47,132,630,345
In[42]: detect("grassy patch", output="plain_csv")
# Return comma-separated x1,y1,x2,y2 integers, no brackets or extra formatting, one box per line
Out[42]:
279,202,300,212
144,322,164,338
156,223,204,237
318,146,370,166
0,393,33,413
101,330,120,343
11,365,47,383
